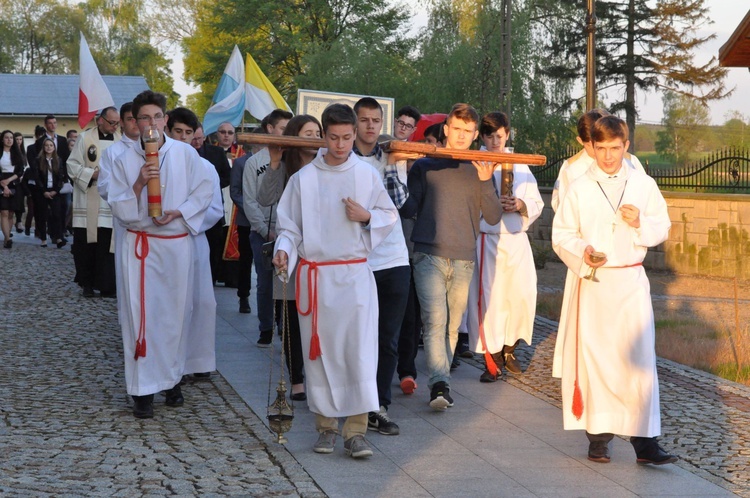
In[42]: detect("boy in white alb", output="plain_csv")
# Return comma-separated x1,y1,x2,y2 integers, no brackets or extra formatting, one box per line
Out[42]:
273,104,398,459
552,115,677,465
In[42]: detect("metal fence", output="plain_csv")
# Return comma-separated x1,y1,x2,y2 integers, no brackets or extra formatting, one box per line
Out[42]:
531,146,750,193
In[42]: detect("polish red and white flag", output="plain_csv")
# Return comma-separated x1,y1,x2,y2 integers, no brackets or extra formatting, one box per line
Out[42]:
78,32,114,128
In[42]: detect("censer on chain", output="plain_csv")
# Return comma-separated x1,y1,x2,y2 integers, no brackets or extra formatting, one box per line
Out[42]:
267,270,295,443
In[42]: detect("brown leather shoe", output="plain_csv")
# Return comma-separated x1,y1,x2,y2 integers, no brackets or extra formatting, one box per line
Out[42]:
588,440,611,463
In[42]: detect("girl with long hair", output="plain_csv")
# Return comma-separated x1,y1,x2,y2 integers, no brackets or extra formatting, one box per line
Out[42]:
32,138,68,248
0,130,25,248
256,114,323,402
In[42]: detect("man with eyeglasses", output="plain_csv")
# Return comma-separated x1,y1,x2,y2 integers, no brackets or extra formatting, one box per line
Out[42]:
393,106,421,141
192,123,231,286
66,106,121,297
108,90,220,418
217,122,244,161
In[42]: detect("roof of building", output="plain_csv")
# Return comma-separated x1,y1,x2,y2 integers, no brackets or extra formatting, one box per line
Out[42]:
0,74,150,116
719,9,750,68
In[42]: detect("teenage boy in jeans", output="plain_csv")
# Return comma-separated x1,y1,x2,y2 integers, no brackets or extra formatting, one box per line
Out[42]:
272,103,398,458
400,103,503,411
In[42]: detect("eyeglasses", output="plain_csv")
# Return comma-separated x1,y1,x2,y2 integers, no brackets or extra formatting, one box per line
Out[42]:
102,117,120,127
218,130,235,135
396,120,415,131
136,114,165,123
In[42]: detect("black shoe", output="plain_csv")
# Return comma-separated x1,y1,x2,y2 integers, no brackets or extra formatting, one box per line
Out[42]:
25,228,30,236
82,286,95,298
193,372,211,379
429,382,454,411
256,329,273,347
368,406,400,435
56,238,67,249
239,297,251,314
2,240,10,249
479,369,498,383
588,440,611,463
633,438,678,465
290,392,307,401
100,292,117,299
165,385,184,407
132,394,154,419
15,224,23,233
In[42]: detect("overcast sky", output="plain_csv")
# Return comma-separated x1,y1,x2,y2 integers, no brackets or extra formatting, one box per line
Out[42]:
170,1,749,126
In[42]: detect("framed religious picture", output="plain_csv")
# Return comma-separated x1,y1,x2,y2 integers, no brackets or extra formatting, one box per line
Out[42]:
297,89,395,137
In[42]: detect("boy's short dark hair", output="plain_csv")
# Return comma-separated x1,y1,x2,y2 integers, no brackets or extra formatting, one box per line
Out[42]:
353,97,382,116
577,108,610,143
44,115,56,124
446,103,480,126
132,90,168,119
65,129,78,139
119,102,134,121
34,125,46,139
397,105,421,123
479,112,510,136
321,104,357,133
591,115,629,144
260,109,294,132
166,107,199,132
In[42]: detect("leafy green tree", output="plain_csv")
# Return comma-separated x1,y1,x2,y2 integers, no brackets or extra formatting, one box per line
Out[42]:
655,91,711,165
720,111,748,150
538,0,730,150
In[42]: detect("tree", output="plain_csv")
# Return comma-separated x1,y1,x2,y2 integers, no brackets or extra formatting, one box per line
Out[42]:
720,111,748,150
180,0,412,115
655,91,711,165
539,0,730,150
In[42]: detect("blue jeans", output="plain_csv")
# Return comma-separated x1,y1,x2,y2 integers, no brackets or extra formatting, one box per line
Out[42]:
412,252,475,389
249,230,274,333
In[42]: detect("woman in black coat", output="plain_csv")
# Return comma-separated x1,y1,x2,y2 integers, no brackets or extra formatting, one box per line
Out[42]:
31,137,68,248
0,130,25,248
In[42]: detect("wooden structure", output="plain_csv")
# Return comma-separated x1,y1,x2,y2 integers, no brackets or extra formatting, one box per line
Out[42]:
237,133,548,166
719,9,750,67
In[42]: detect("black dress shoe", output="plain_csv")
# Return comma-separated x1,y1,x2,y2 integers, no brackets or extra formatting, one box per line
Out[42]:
238,297,251,314
588,440,611,463
633,438,678,465
479,369,498,383
100,292,117,299
132,394,154,419
56,238,67,249
165,385,184,407
193,372,211,379
291,392,307,401
82,286,95,298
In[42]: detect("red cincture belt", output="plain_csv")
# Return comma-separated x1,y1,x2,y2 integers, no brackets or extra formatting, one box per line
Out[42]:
128,229,188,360
296,257,368,360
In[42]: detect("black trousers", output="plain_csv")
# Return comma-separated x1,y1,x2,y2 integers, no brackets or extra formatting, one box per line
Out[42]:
206,220,225,284
397,263,422,381
236,225,253,298
278,300,304,385
73,227,115,293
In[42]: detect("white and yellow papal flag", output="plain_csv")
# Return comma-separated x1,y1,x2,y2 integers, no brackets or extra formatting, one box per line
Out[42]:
244,53,291,120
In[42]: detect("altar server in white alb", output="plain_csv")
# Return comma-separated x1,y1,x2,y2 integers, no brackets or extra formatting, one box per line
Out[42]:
466,112,544,382
552,115,677,465
108,90,217,419
272,103,398,459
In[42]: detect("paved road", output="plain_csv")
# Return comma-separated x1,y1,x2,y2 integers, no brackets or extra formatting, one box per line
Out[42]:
2,232,749,496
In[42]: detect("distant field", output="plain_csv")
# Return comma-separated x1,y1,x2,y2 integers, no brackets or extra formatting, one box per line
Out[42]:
636,151,673,169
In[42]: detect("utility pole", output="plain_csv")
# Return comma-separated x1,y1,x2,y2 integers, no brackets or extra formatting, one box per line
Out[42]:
500,0,512,118
586,0,596,110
